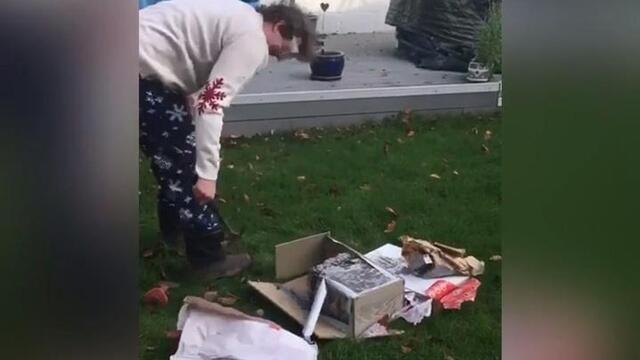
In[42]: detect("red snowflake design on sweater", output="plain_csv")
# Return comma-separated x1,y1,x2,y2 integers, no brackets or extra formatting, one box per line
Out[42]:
196,78,227,115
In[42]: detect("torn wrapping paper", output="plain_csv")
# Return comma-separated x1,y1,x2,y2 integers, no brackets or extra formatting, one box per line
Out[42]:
170,296,318,360
400,235,485,277
425,280,459,301
393,292,433,325
440,278,482,310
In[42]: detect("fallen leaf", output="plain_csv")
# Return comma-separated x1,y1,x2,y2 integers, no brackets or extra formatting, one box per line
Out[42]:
384,220,397,233
360,184,372,191
229,134,242,139
337,206,342,211
471,127,479,135
294,129,311,140
227,164,235,169
445,355,455,360
142,248,154,258
385,207,398,217
453,170,459,175
218,197,227,204
484,130,493,141
384,141,391,155
401,345,412,354
255,154,261,161
217,295,239,306
256,309,265,317
203,291,219,302
297,176,306,181
490,255,502,261
481,144,490,153
243,194,250,203
146,346,156,351
407,130,416,137
248,163,254,171
397,137,405,144
430,174,441,180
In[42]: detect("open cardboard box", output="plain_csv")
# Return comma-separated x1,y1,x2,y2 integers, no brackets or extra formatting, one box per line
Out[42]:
249,232,404,339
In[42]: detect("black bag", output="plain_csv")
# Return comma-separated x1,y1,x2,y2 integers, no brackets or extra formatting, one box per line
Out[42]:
385,0,492,72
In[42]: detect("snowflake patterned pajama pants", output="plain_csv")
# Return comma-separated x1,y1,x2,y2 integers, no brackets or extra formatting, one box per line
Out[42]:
139,78,224,267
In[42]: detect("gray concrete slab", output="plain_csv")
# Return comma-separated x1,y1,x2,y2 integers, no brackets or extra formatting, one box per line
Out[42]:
240,32,474,94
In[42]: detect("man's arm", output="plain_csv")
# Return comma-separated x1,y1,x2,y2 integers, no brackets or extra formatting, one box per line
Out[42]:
189,31,268,205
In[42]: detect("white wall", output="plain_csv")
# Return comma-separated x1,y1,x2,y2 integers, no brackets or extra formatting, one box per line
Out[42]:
262,0,394,34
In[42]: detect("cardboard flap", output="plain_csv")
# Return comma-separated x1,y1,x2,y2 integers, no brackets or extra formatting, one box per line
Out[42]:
275,232,330,280
248,280,346,339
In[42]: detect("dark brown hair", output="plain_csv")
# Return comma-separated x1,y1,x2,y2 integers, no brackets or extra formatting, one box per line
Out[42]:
257,3,317,61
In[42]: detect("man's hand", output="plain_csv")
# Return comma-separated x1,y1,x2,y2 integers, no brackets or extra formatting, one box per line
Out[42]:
193,178,217,205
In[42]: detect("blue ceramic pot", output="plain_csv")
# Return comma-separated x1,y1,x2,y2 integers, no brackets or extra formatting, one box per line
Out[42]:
310,51,345,81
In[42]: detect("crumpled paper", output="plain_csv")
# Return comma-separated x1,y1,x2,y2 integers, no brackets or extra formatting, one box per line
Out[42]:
170,296,318,360
400,236,485,277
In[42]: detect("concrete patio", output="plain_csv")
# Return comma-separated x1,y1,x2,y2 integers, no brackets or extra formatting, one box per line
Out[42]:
224,32,501,136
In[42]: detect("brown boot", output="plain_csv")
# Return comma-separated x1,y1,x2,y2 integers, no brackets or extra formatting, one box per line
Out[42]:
194,253,252,279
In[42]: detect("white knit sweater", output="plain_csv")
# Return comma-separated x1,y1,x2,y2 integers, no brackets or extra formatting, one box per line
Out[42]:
139,0,269,180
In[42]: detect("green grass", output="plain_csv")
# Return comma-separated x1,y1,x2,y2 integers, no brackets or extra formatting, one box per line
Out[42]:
139,112,502,359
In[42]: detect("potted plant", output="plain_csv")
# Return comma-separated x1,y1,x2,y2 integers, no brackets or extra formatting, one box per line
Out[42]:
309,2,345,81
467,1,502,82
310,49,345,80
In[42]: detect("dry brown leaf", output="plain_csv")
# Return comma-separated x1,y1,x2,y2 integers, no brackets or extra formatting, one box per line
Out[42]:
243,194,250,203
472,127,479,135
490,255,502,261
407,130,416,137
384,220,397,233
385,207,398,217
397,137,405,144
248,163,254,171
218,197,227,204
297,176,306,181
430,174,441,180
294,129,311,140
255,154,261,161
142,248,154,258
146,346,156,351
360,184,372,191
445,355,454,360
481,144,490,153
217,295,239,306
453,170,460,175
227,164,235,169
401,345,413,354
384,141,391,155
203,291,219,302
484,130,493,141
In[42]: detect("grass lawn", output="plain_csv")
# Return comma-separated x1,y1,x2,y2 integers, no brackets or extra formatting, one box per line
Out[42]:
139,112,502,359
